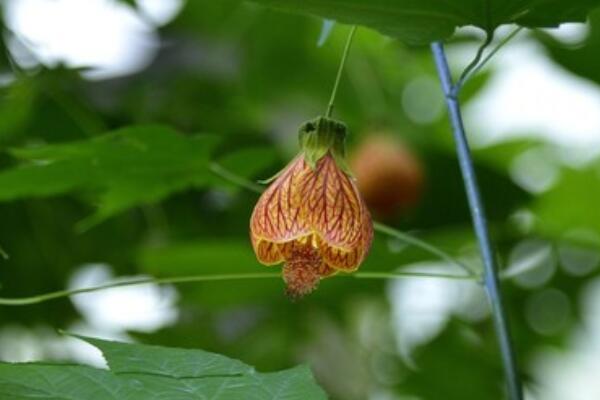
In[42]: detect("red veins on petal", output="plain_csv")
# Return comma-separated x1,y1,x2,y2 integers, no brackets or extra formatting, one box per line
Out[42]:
255,241,284,265
250,155,310,251
300,155,364,250
250,152,373,298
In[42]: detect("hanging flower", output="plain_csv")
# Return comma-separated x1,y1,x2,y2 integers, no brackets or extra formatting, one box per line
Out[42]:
250,117,373,298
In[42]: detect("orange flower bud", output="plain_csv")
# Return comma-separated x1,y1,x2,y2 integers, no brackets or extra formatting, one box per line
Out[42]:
250,117,373,298
351,134,423,218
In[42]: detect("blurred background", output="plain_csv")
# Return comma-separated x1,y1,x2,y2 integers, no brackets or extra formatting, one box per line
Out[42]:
0,1,599,399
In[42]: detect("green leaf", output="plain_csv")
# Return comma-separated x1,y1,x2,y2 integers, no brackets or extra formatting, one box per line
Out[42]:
250,0,600,44
0,125,220,229
0,335,327,400
539,8,600,84
78,335,253,377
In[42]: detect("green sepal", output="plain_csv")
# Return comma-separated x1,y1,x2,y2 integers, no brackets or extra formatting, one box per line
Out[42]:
298,116,351,174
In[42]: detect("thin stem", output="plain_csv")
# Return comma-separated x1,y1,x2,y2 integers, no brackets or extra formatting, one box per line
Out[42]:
356,271,475,281
431,41,523,400
0,270,476,306
454,26,523,96
0,274,278,306
326,25,357,117
465,27,523,84
209,162,263,194
373,221,477,278
453,31,493,97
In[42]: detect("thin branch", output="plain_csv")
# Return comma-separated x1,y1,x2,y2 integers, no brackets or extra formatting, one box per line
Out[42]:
0,270,477,306
0,258,546,307
431,41,523,400
356,271,475,281
453,31,493,97
454,26,523,96
466,26,523,82
209,162,263,194
0,274,278,306
373,221,478,278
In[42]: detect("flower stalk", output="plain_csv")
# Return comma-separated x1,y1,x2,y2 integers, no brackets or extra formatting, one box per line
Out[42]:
326,25,357,117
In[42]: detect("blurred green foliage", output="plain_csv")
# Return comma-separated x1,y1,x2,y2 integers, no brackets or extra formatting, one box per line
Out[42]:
0,1,599,399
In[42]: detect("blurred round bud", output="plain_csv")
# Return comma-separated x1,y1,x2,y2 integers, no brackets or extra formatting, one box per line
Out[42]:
350,134,424,218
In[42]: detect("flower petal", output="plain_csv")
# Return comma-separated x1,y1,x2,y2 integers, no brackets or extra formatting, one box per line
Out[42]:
316,262,337,278
318,201,373,271
250,156,311,248
300,154,365,251
255,241,284,265
318,240,361,271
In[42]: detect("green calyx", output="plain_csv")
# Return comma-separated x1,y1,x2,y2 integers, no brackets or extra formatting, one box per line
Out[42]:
298,116,350,172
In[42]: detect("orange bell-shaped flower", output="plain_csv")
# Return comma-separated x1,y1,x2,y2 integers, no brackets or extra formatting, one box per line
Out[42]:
250,117,373,298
